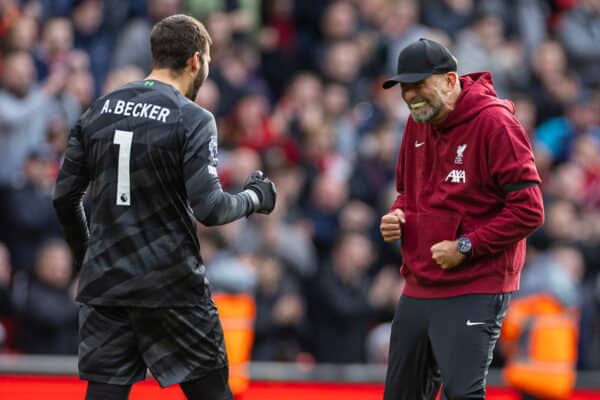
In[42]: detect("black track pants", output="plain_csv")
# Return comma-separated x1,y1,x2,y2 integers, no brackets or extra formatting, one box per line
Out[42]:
383,293,511,400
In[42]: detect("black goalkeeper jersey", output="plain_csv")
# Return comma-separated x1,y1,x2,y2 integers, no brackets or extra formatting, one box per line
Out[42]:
53,80,255,307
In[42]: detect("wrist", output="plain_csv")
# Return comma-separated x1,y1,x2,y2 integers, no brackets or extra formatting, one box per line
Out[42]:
243,188,260,210
243,188,260,205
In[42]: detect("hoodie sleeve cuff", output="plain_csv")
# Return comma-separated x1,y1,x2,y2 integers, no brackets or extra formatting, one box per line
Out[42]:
390,194,405,212
464,233,481,258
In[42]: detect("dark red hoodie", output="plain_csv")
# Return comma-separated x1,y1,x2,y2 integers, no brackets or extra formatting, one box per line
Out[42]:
391,72,544,298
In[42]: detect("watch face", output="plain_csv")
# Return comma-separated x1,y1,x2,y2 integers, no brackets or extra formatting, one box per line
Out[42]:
458,238,471,254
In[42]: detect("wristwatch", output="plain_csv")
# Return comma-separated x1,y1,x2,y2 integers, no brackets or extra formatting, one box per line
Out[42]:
457,236,472,257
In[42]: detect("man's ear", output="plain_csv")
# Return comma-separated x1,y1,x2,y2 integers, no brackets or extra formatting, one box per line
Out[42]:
442,72,458,94
448,72,459,89
189,51,201,73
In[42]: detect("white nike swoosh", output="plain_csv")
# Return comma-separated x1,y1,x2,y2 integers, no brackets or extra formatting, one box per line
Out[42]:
466,320,485,326
415,141,425,148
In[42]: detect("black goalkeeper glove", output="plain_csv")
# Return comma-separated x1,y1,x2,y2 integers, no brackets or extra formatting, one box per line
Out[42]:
244,170,276,214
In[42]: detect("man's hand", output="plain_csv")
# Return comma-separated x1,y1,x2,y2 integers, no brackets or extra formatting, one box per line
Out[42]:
431,240,465,269
380,209,406,242
244,170,276,214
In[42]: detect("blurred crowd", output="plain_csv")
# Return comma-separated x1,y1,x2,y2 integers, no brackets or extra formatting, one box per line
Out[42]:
0,0,599,371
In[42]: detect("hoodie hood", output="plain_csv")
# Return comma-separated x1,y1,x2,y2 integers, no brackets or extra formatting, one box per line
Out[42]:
436,72,514,132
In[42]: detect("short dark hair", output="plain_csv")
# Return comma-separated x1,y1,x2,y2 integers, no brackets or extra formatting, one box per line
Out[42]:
150,14,212,71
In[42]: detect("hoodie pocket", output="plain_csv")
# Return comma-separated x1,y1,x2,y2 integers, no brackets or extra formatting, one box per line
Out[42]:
401,211,462,284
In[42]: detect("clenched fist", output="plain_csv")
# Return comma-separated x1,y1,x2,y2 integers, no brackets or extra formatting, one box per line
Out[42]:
380,209,406,242
244,170,277,214
431,240,465,269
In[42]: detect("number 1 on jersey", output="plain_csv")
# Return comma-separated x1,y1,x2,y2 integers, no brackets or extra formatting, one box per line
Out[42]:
113,130,133,206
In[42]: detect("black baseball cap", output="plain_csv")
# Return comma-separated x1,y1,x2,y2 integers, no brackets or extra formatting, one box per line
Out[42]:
383,38,457,89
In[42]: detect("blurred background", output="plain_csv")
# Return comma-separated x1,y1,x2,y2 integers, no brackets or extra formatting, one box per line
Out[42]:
0,0,599,398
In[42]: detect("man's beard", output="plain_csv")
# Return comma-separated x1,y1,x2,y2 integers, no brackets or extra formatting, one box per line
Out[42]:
186,71,205,101
409,98,443,123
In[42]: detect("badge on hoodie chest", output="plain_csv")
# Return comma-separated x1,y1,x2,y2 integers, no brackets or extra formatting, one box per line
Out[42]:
444,144,468,183
455,144,467,164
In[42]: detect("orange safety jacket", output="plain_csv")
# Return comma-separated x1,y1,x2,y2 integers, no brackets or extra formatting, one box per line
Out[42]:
212,293,256,396
501,294,579,400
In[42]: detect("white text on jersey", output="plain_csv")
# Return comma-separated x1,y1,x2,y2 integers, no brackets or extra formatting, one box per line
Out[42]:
101,100,171,123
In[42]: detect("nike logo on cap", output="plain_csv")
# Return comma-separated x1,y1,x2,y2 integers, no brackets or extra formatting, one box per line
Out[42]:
415,141,425,148
466,320,485,326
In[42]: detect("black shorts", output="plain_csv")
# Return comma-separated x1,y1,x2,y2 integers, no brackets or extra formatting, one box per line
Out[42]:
78,300,228,388
383,293,511,400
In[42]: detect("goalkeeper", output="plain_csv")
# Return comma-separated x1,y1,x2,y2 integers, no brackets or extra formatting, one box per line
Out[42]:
53,14,275,400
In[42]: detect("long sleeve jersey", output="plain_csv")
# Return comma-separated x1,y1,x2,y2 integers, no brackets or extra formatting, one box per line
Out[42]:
53,80,255,307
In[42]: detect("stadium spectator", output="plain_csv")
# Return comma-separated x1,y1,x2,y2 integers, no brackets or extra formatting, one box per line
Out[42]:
537,198,583,247
252,253,307,361
527,40,580,125
422,0,476,38
383,0,431,75
259,200,318,279
349,121,399,209
221,90,279,151
3,15,37,52
221,194,318,280
302,173,349,258
535,94,600,166
314,2,360,82
308,231,381,364
194,77,220,113
71,0,112,96
321,0,358,42
0,0,21,44
0,50,77,188
1,146,62,271
571,134,600,209
13,239,78,355
320,39,369,105
46,116,71,160
502,244,584,399
112,0,182,74
65,66,95,110
353,0,390,79
258,0,300,99
33,17,74,81
322,82,356,159
514,0,550,61
102,64,145,95
558,0,600,86
512,93,538,138
453,8,525,98
202,227,258,294
339,200,377,236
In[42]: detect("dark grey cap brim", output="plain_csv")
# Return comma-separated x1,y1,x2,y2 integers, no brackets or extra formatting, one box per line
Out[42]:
382,72,433,89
